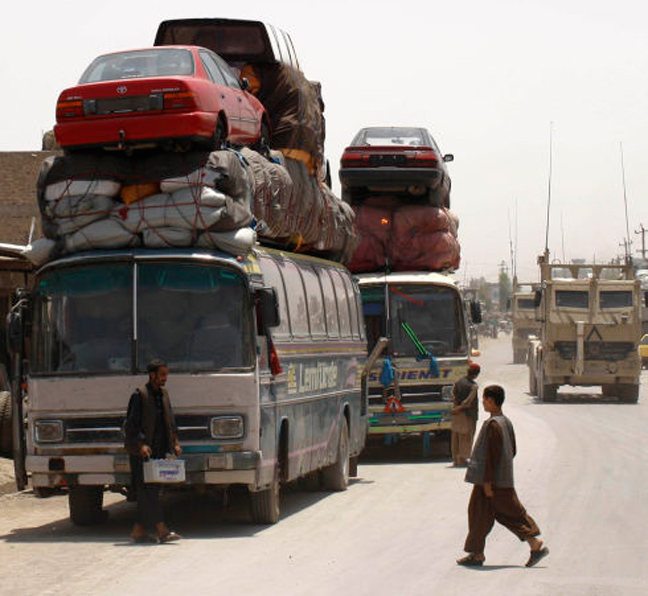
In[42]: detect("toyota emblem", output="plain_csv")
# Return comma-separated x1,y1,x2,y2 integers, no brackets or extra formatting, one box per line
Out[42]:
116,85,127,94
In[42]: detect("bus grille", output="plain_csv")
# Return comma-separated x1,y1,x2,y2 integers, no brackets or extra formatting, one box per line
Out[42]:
368,384,445,406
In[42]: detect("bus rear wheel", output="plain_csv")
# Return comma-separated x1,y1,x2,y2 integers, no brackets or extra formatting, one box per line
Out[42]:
322,417,350,491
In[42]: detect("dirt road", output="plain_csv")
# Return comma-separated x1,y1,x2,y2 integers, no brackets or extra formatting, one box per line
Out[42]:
1,335,646,595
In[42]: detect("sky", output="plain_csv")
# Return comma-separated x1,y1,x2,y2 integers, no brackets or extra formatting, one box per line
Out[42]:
2,0,648,282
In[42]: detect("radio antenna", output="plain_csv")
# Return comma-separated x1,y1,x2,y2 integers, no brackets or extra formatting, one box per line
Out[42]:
620,141,632,265
544,122,553,258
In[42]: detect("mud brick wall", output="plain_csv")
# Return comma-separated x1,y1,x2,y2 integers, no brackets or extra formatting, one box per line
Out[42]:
0,151,60,244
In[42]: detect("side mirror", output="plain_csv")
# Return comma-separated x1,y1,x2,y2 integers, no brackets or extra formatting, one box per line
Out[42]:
256,287,280,330
470,300,482,324
240,77,250,91
443,154,454,163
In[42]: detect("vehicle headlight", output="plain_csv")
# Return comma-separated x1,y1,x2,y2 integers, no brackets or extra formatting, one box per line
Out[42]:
441,385,454,401
34,420,64,443
210,416,244,439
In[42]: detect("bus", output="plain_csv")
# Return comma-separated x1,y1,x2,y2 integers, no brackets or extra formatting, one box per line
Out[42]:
357,271,480,451
9,246,368,524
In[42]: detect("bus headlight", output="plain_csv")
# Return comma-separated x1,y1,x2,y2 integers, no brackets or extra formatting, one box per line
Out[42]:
34,420,64,443
441,385,454,401
210,416,244,439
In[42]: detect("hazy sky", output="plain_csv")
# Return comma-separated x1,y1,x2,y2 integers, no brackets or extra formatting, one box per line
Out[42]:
2,0,647,282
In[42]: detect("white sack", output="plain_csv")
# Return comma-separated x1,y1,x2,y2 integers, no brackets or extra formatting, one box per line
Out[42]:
45,179,121,201
22,238,57,266
142,227,194,248
197,227,257,256
160,166,223,192
116,187,227,233
46,194,117,236
64,219,138,253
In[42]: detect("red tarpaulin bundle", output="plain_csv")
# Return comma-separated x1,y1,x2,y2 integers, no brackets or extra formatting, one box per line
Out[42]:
349,203,460,273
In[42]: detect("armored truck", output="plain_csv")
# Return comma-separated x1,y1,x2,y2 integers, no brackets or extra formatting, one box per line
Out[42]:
527,254,642,403
511,281,541,364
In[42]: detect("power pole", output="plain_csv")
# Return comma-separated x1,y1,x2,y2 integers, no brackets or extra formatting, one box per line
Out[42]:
635,224,647,261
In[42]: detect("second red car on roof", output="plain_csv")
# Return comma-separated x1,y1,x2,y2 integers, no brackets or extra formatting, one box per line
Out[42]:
54,46,270,152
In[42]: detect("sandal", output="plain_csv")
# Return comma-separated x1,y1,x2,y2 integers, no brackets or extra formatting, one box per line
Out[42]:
525,545,549,567
457,553,484,567
158,531,181,543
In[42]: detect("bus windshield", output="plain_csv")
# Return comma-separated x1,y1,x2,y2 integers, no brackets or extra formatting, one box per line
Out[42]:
31,261,253,375
361,283,467,357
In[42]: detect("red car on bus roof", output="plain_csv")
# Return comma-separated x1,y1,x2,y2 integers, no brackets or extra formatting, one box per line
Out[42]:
54,46,269,152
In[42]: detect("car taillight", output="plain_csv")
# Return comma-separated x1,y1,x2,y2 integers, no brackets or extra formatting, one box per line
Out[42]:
56,99,84,120
163,91,197,110
407,151,439,167
341,152,369,168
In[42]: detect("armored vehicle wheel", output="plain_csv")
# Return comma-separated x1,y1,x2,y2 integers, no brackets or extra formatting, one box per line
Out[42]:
250,464,280,524
617,384,639,404
528,369,538,396
513,350,526,364
601,384,616,397
69,486,106,526
539,383,558,402
322,417,350,491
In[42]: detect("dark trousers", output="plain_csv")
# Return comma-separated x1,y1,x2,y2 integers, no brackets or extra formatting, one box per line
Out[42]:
130,456,163,531
464,484,540,554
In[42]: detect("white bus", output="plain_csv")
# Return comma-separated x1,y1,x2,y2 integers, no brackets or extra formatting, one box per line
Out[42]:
10,246,368,524
357,271,480,451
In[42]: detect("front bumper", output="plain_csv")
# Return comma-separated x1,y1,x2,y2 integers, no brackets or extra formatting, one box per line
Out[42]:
26,450,262,488
367,405,451,435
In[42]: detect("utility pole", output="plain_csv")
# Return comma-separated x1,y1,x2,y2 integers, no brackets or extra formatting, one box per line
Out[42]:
635,224,647,261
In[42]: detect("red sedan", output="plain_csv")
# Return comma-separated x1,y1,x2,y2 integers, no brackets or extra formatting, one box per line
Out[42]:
54,46,270,152
339,126,453,207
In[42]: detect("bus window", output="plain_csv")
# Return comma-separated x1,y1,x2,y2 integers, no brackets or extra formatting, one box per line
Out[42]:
258,256,290,339
340,271,361,339
317,267,340,338
300,265,326,338
277,259,309,339
329,269,352,338
361,284,386,352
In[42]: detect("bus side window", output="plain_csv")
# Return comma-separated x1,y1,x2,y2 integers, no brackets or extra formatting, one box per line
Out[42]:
300,265,326,339
340,272,361,340
277,259,309,339
258,256,290,340
329,269,352,339
317,267,340,338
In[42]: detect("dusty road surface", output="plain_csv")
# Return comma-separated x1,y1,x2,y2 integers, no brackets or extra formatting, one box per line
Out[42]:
1,335,647,595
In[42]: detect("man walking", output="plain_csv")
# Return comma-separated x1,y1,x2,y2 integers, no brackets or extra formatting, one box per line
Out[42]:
450,363,480,466
124,359,182,544
457,384,549,567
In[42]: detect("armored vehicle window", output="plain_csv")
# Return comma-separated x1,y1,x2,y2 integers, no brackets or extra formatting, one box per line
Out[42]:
517,298,535,309
555,290,589,309
600,291,633,309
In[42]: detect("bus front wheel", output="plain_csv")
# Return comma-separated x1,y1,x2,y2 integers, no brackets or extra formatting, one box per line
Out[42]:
250,465,280,524
322,417,350,491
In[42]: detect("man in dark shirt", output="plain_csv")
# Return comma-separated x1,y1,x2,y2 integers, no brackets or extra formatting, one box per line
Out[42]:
451,363,480,466
124,359,182,543
457,384,549,567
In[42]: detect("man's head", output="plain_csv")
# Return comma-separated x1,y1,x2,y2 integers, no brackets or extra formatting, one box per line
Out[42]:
467,363,481,378
482,384,505,413
148,359,169,390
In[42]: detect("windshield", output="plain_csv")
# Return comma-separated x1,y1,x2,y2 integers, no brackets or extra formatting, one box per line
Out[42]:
352,127,430,147
600,291,633,309
360,283,466,357
31,261,252,375
517,298,535,310
555,290,589,309
79,49,195,83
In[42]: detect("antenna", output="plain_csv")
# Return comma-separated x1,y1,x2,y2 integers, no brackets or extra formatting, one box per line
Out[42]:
620,142,632,265
544,122,553,259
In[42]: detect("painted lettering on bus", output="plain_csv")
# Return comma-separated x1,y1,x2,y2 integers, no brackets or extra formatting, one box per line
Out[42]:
286,362,339,394
367,369,452,383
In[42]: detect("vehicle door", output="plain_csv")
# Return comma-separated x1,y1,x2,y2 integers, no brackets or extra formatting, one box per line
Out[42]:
211,52,260,141
198,50,241,139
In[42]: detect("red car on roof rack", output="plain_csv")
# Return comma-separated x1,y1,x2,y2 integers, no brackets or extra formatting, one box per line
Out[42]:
339,126,453,207
54,46,269,152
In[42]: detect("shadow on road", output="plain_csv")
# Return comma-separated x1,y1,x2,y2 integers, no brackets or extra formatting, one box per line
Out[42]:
360,433,452,466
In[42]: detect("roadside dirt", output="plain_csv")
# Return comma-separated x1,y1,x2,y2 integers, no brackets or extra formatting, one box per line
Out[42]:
0,456,16,496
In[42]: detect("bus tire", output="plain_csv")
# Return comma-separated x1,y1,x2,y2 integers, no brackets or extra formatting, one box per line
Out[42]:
69,486,106,526
322,417,350,491
0,391,12,458
250,465,280,524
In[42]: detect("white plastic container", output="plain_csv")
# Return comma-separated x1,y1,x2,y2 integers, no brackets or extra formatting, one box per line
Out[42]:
143,458,185,483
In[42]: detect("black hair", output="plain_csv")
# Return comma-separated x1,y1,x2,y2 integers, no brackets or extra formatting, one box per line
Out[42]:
147,359,168,374
483,384,505,406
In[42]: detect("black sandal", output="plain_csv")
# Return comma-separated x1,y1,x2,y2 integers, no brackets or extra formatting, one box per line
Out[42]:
525,546,549,567
457,553,484,567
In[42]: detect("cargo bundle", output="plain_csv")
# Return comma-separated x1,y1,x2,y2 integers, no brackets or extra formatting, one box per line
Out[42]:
25,148,356,266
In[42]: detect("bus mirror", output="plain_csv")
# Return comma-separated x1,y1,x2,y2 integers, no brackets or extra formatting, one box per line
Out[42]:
257,287,280,329
470,300,482,324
